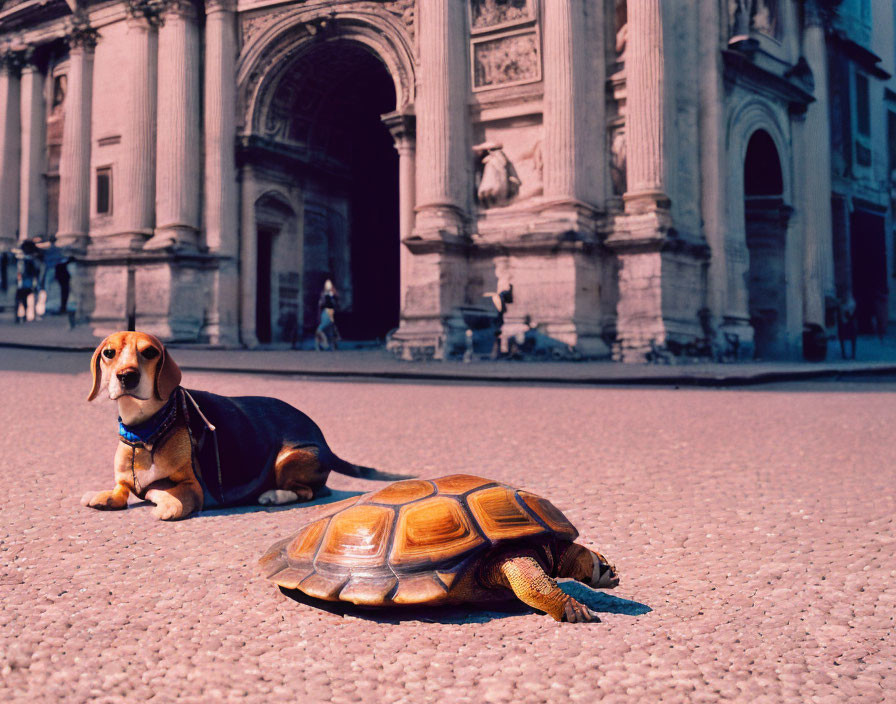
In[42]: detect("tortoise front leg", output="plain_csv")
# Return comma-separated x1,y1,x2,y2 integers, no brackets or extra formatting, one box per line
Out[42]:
495,556,601,623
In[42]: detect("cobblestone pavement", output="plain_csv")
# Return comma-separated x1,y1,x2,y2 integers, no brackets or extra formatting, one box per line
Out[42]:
1,350,893,703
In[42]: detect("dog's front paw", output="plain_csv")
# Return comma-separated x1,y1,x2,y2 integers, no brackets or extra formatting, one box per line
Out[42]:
81,490,127,510
151,496,185,521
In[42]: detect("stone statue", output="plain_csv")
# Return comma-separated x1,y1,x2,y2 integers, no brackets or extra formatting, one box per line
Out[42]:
610,128,627,196
730,0,779,39
474,142,521,208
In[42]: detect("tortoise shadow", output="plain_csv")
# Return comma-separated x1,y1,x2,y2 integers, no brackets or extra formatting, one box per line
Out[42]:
558,581,652,616
278,583,651,625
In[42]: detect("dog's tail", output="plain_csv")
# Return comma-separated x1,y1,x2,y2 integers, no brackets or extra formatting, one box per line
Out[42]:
331,457,414,481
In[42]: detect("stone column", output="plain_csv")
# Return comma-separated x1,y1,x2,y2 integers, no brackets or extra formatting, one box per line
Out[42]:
382,111,415,313
19,53,47,242
239,164,258,348
799,0,834,327
118,5,158,249
542,0,585,203
698,0,743,347
149,0,201,250
413,0,468,238
390,0,468,359
624,0,666,207
607,1,707,361
0,49,23,250
203,0,239,345
56,22,98,250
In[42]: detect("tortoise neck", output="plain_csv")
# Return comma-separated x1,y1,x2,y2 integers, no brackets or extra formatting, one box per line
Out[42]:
556,542,592,581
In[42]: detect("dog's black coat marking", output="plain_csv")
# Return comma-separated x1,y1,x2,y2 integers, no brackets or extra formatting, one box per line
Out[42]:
182,388,348,507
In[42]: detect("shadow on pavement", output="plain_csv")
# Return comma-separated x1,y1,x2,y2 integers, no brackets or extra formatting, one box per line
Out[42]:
558,581,652,616
277,582,651,625
192,489,366,518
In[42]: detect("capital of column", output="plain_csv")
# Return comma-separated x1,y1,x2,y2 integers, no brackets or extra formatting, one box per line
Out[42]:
66,16,100,52
803,0,830,29
205,0,236,14
0,46,27,76
160,0,199,22
382,110,415,150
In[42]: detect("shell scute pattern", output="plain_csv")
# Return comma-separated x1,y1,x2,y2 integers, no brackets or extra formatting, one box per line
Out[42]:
390,496,485,569
261,475,579,606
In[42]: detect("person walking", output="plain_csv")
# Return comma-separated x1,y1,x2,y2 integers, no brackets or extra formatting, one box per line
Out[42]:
315,279,341,350
15,240,42,324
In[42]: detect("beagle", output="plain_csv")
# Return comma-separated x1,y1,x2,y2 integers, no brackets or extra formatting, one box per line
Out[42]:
81,331,401,520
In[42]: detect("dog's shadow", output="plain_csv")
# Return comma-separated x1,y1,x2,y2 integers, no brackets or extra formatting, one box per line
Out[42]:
278,581,651,625
127,488,365,518
195,488,364,518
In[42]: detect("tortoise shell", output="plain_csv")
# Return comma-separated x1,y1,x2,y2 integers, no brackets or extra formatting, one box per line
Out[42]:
259,474,578,606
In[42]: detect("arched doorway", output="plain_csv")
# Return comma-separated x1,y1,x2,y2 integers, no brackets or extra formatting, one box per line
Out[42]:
743,130,790,359
254,40,400,344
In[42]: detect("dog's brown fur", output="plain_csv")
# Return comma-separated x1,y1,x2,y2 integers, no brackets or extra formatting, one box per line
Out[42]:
81,331,341,520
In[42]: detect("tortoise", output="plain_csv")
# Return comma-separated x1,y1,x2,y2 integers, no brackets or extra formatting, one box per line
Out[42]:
259,474,619,623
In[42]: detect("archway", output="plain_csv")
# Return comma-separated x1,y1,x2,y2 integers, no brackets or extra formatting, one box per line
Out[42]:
251,39,400,344
743,130,789,359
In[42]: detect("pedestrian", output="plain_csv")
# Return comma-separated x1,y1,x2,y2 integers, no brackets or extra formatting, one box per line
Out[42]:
315,279,341,350
38,240,71,315
15,240,42,324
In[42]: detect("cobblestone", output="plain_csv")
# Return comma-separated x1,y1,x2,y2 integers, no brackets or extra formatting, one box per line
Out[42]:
0,353,894,702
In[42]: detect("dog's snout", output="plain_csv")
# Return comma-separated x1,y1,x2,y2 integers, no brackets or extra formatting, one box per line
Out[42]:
117,370,141,390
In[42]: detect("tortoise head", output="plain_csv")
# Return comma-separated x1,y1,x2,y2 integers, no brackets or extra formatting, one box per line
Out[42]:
558,543,619,589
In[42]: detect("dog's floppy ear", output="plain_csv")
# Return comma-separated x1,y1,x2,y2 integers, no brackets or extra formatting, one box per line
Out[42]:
149,334,182,401
87,336,110,402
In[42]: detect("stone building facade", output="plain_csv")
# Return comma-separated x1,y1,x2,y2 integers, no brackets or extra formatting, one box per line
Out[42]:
1,0,894,360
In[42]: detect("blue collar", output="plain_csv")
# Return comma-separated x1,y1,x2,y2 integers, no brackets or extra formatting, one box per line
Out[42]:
118,390,180,446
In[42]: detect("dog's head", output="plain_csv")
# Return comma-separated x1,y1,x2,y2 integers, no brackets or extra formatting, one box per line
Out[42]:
87,331,182,403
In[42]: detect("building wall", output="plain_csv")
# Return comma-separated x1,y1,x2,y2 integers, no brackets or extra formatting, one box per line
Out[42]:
1,0,894,359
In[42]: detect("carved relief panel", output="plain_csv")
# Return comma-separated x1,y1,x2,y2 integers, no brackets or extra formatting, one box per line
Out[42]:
470,0,535,33
469,0,540,92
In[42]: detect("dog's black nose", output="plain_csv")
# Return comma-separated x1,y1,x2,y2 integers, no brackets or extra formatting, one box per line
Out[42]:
118,370,140,390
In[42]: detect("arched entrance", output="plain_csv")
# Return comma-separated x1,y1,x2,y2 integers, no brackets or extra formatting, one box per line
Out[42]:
245,38,401,345
744,130,790,359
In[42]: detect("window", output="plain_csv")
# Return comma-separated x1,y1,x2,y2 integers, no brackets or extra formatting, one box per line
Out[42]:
96,167,112,215
855,72,871,136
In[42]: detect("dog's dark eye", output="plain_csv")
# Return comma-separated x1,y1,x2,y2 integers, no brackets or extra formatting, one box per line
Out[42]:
102,348,115,359
142,347,159,360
